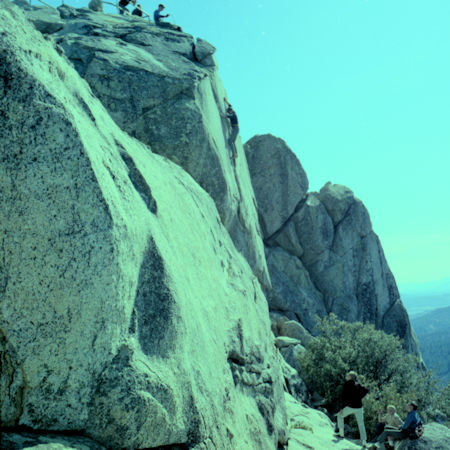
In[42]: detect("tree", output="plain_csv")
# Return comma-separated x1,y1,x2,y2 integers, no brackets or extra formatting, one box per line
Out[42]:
298,314,438,438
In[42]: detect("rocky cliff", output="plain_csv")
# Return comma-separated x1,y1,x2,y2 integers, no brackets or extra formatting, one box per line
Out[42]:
0,3,284,448
0,2,422,449
245,135,419,356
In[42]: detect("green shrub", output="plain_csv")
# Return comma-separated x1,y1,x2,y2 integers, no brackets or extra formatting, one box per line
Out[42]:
298,314,440,438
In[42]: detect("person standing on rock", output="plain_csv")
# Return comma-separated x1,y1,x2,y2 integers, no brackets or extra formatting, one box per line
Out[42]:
221,97,239,159
335,371,368,446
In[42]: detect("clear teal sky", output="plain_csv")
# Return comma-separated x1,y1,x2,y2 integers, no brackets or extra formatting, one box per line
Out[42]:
38,0,450,287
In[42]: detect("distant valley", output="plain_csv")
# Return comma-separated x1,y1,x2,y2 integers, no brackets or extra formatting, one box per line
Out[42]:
410,306,450,385
400,278,450,316
399,279,450,385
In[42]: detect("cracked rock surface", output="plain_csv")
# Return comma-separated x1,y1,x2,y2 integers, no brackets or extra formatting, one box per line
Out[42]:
245,135,420,356
0,3,286,448
34,2,269,287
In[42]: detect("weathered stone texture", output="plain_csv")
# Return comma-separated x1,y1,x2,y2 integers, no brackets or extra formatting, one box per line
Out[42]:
0,3,286,448
42,7,270,287
1,431,107,449
245,135,420,355
265,247,326,332
245,134,309,239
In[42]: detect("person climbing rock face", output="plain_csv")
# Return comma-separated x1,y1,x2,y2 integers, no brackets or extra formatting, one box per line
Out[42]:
222,97,239,159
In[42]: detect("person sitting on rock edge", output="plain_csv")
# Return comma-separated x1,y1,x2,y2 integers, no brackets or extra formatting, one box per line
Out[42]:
154,3,168,22
221,97,239,159
132,4,143,16
335,371,368,446
369,405,403,446
370,401,421,450
154,4,183,31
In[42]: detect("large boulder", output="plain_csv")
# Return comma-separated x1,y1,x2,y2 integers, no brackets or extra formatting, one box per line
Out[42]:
33,7,270,287
397,422,450,449
280,359,308,403
0,3,286,448
245,134,309,238
278,319,314,346
246,137,420,355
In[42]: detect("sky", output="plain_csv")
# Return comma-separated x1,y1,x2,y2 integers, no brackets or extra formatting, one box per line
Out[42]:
32,0,450,290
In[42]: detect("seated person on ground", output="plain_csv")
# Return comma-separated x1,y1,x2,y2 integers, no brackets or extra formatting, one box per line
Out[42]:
370,405,403,445
371,401,421,449
132,4,143,16
153,4,182,31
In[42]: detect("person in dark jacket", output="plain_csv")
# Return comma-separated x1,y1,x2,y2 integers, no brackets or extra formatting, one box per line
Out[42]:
221,97,239,159
371,401,421,449
154,4,169,22
132,4,143,16
118,0,135,15
336,371,368,445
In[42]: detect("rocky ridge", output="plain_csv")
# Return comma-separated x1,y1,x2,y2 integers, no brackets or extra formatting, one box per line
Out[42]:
0,2,427,449
0,3,283,448
245,135,420,355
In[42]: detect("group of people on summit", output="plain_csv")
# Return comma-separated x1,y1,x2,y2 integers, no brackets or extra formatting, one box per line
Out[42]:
335,371,423,449
114,2,240,160
117,2,176,27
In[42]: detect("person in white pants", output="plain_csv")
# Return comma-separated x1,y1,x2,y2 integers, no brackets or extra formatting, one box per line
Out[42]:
336,371,368,445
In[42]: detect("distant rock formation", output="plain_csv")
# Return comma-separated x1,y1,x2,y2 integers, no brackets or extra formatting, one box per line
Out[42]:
0,3,285,448
245,134,420,355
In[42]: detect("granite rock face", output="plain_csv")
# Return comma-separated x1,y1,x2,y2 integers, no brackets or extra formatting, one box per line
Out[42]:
11,1,65,33
245,136,420,355
265,247,327,333
0,3,427,449
0,3,286,449
24,5,269,287
245,135,309,239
